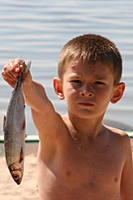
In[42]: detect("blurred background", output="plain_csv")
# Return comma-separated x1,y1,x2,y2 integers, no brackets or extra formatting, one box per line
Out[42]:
0,0,133,135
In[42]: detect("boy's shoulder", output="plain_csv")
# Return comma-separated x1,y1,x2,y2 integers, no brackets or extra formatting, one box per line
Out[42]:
104,124,131,148
106,125,127,135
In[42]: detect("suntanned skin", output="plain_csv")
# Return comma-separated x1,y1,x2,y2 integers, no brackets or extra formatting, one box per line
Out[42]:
1,58,133,200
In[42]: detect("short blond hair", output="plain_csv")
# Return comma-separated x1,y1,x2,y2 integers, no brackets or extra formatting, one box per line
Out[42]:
58,34,122,85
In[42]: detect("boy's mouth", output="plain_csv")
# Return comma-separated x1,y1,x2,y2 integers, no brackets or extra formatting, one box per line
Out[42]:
78,102,94,106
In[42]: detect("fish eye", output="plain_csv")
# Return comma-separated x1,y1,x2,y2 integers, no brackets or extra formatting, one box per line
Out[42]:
13,174,19,180
12,170,22,180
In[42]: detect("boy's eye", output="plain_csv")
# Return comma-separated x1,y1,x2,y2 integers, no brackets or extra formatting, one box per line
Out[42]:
71,80,82,83
95,81,105,85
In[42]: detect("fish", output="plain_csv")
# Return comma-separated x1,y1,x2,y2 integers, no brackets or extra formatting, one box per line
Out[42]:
3,61,31,185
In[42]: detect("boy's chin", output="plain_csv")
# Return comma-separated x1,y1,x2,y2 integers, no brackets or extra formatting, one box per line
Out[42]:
68,107,106,121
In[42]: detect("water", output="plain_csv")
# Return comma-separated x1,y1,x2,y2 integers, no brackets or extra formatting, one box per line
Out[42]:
0,0,133,134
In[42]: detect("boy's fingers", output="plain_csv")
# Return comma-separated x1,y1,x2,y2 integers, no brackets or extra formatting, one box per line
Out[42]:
1,71,16,81
14,59,25,72
4,58,25,73
2,62,18,79
15,58,25,67
9,58,25,69
2,68,17,80
2,58,26,82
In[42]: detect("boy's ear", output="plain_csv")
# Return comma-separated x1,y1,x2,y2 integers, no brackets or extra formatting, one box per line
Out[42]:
110,82,125,104
53,77,65,100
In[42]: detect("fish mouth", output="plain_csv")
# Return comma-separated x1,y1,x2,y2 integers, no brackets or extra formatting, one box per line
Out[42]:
12,174,22,185
9,163,23,185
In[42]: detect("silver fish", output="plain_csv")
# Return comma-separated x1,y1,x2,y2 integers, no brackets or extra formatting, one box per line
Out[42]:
3,61,31,185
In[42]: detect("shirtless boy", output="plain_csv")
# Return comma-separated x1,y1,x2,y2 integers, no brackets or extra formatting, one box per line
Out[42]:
1,34,133,200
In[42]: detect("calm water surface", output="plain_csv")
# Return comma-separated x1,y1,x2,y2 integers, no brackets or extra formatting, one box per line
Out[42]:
0,0,133,134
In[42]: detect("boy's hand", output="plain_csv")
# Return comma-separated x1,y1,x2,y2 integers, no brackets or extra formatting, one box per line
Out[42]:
1,58,29,88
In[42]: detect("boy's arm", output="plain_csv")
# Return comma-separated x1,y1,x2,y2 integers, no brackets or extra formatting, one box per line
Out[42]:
121,134,133,200
23,75,63,141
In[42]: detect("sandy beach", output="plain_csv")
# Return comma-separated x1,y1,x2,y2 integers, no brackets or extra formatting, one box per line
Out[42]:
0,154,39,200
0,148,133,200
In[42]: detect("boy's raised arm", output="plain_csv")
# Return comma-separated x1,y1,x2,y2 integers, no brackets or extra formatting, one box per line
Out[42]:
23,76,51,112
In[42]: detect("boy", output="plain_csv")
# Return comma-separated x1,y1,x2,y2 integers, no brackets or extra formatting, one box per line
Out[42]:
1,34,133,200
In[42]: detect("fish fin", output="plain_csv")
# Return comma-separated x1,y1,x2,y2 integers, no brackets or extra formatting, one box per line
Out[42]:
24,60,31,73
22,118,26,131
19,147,24,163
17,60,31,79
12,88,16,94
22,60,31,80
3,115,6,131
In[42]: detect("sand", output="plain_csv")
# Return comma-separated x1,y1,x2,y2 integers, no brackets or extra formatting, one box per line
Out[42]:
1,150,133,200
0,154,39,200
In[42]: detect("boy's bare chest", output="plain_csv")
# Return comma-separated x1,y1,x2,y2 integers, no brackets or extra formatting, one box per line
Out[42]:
38,136,124,200
54,139,124,190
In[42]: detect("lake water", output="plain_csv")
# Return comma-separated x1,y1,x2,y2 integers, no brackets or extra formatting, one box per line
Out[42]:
0,0,133,135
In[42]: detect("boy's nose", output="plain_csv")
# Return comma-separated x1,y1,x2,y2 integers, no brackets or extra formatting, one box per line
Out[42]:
79,85,94,97
80,91,94,97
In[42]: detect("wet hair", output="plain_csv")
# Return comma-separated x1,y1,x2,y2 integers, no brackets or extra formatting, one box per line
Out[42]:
58,34,122,85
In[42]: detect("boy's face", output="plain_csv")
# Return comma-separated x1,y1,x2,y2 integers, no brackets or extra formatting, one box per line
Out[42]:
54,60,125,120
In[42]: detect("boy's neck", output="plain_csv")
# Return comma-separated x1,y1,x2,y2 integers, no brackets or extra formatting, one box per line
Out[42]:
63,113,105,140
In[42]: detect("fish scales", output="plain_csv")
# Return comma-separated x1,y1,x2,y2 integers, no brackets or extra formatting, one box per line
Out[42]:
4,61,31,185
4,76,25,185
